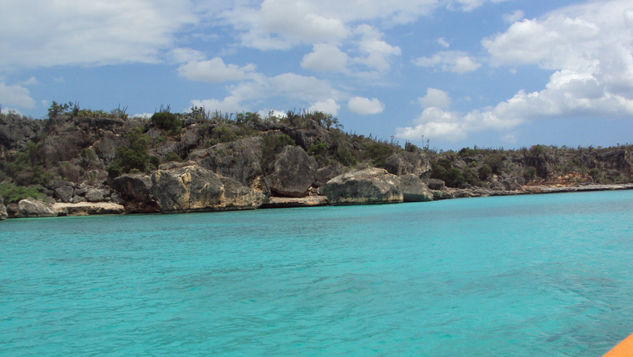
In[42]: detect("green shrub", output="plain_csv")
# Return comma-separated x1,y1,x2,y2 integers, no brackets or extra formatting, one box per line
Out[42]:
262,133,295,165
107,128,151,178
0,183,45,203
163,152,182,163
478,164,492,180
308,142,329,163
523,166,537,181
151,111,182,133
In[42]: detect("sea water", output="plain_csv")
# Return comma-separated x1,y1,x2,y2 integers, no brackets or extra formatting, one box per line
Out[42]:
2,190,633,356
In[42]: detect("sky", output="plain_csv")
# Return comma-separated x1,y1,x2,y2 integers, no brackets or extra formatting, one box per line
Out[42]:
2,0,633,150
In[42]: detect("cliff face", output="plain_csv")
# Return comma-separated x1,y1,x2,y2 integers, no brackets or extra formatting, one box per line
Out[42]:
1,108,633,217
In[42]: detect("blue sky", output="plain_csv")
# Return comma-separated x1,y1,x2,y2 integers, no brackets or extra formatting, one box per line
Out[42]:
2,0,633,150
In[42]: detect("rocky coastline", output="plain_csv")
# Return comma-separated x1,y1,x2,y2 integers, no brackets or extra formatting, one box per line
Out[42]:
2,107,633,220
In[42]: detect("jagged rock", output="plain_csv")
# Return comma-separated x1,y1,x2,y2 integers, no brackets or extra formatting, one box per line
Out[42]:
427,178,446,190
151,164,264,212
0,195,7,220
193,137,264,187
285,126,331,151
323,168,403,205
17,199,57,218
384,151,432,178
53,183,74,203
268,145,317,197
93,133,121,163
314,163,345,188
111,174,160,213
53,202,125,216
85,188,108,202
400,174,433,202
0,114,43,150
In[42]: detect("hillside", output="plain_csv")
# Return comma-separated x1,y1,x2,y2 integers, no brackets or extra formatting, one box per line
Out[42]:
1,103,633,219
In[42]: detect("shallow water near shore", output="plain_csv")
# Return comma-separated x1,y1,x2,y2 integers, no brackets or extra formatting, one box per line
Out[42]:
2,190,633,356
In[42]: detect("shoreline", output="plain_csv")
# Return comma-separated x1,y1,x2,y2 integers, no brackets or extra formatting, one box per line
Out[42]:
3,183,633,220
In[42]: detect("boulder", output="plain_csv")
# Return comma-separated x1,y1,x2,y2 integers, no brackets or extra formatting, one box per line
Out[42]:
323,168,403,205
400,174,433,202
0,195,7,220
53,182,74,203
384,151,432,178
17,199,57,218
314,163,345,188
111,173,160,213
192,136,264,187
85,188,108,202
151,164,264,212
427,178,446,190
268,145,317,197
53,202,125,216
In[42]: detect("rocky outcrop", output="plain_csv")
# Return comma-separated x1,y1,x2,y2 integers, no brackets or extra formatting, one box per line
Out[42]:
17,199,57,218
268,145,317,197
314,163,344,189
150,163,264,212
400,174,433,202
111,174,160,213
53,202,125,216
323,168,403,205
263,195,328,208
0,195,7,221
384,151,432,178
192,136,264,187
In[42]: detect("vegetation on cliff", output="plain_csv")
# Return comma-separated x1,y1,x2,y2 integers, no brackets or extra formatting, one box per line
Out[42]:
1,102,633,213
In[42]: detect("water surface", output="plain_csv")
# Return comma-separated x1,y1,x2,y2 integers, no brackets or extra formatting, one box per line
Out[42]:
2,190,633,355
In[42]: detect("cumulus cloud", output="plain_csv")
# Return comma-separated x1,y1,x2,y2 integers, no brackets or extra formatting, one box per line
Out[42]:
190,96,245,113
348,96,384,114
191,72,340,113
178,57,256,83
0,0,197,69
413,51,481,73
353,25,401,72
503,9,524,23
483,0,633,116
419,88,451,109
301,44,348,72
0,81,36,108
437,37,450,48
399,0,633,143
309,99,340,115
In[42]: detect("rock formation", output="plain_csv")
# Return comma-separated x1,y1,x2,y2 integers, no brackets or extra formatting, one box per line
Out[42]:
400,174,433,202
268,145,317,197
323,168,403,205
111,173,160,213
17,199,57,218
0,195,7,221
150,163,264,212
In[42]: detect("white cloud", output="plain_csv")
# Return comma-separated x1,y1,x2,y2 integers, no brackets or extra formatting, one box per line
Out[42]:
309,99,340,115
0,0,197,69
348,96,384,114
353,25,401,72
191,72,340,113
301,44,348,72
168,48,205,64
479,0,633,121
414,50,481,73
503,10,524,23
178,57,256,83
190,96,245,113
419,88,451,109
0,82,36,108
437,37,450,48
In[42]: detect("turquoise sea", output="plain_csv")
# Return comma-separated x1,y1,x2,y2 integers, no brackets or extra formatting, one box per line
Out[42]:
2,190,633,356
